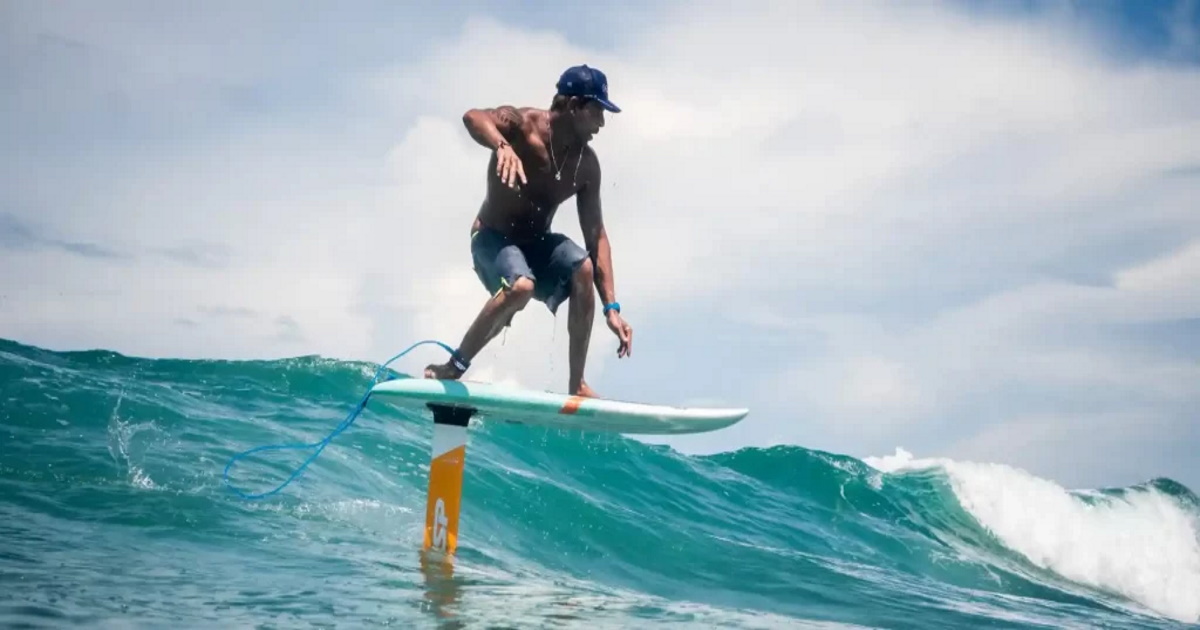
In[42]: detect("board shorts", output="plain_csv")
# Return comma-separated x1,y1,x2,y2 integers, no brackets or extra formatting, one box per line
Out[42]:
471,227,589,315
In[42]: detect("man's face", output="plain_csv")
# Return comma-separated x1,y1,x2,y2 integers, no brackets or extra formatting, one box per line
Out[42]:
572,99,606,143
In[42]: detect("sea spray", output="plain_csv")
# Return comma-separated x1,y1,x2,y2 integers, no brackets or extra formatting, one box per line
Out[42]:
866,448,1200,623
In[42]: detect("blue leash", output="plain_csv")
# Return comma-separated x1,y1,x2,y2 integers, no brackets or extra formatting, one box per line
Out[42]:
222,339,456,500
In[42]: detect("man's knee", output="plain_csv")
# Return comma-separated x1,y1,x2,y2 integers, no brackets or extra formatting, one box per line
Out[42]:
572,257,594,288
507,276,535,307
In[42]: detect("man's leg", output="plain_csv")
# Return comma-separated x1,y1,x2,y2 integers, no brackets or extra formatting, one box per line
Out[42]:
567,257,596,397
424,277,534,380
426,227,535,380
528,233,598,397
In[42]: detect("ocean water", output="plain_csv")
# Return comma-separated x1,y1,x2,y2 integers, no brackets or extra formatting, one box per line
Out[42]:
2,337,1198,629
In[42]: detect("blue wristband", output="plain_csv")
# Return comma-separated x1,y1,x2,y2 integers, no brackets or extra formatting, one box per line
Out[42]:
603,302,620,314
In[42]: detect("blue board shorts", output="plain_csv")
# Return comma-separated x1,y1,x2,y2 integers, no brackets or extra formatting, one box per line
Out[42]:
471,227,589,315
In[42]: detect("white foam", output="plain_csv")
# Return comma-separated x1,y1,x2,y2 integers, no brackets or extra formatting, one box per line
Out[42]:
864,448,1200,623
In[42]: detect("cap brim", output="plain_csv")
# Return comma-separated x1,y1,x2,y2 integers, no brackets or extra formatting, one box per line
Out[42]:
595,97,621,113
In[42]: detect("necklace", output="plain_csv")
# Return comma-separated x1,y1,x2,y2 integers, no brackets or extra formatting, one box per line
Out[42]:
548,124,583,183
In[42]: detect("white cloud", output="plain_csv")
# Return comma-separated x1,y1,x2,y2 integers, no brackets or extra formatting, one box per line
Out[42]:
2,1,1200,488
1116,239,1200,305
944,410,1187,488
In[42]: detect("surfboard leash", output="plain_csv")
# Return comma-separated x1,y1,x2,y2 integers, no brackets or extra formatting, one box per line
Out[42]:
221,339,457,500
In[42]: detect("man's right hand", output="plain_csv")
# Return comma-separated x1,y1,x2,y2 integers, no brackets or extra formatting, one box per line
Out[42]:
496,143,527,188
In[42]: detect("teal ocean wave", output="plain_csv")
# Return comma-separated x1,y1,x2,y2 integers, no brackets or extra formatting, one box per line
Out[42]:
1,338,1197,629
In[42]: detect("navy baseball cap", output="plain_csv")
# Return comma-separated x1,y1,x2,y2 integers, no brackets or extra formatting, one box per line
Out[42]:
556,64,621,113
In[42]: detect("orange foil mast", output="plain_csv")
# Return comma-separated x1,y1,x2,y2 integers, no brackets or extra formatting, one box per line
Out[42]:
423,404,474,555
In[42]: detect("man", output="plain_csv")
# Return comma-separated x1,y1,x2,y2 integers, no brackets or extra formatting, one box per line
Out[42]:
423,64,633,398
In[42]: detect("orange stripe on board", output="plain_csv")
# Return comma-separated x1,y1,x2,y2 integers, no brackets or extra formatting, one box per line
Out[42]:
559,395,584,415
424,445,466,554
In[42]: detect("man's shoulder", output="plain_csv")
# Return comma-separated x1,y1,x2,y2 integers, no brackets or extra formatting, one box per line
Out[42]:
484,105,546,130
519,107,551,132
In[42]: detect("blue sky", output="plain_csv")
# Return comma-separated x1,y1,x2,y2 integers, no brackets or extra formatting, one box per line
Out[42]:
3,0,1199,491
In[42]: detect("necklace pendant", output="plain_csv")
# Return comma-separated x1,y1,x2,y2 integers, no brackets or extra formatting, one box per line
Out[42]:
555,173,561,181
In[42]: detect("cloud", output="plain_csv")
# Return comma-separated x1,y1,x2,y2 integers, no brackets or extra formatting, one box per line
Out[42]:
945,409,1196,489
0,213,128,260
157,242,233,269
2,1,1199,489
198,306,258,319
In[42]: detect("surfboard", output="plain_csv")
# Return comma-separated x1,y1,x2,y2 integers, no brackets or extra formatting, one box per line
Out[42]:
368,377,749,435
369,376,749,557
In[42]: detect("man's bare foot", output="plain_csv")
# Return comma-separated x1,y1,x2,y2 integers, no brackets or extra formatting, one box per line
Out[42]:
424,362,464,381
571,381,598,398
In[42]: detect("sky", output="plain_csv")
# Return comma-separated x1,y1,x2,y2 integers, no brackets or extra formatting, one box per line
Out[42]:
3,0,1199,491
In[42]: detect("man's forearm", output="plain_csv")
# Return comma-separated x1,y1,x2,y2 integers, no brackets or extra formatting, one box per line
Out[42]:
592,235,616,306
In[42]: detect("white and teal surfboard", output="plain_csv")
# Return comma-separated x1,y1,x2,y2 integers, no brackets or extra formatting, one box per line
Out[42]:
369,377,749,435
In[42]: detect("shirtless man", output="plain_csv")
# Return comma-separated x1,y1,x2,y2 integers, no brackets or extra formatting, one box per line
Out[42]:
423,65,633,397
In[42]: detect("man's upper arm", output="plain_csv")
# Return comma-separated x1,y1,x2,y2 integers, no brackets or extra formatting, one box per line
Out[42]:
577,148,604,250
467,105,525,138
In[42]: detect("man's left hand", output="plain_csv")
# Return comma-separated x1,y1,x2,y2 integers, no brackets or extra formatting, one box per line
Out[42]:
606,310,632,358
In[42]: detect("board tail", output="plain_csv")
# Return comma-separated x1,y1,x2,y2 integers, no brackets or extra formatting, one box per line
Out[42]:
424,404,475,555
